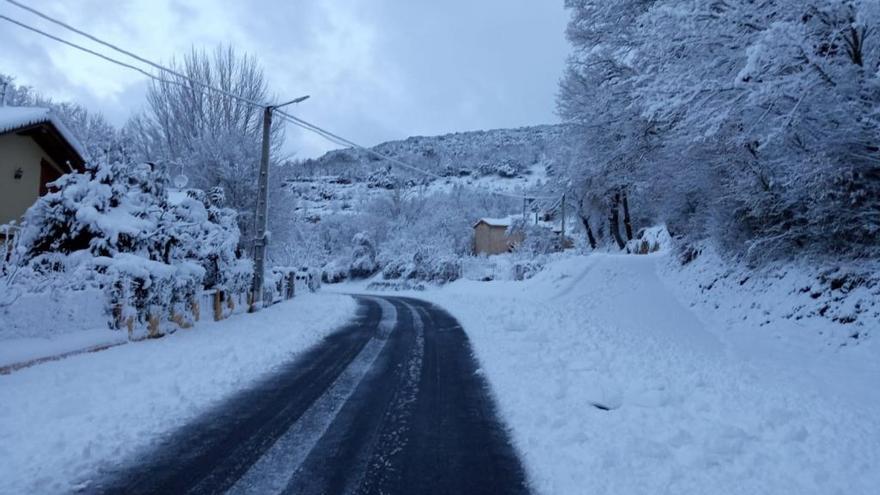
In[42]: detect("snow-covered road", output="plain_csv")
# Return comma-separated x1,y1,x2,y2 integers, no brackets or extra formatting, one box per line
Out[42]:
90,295,527,494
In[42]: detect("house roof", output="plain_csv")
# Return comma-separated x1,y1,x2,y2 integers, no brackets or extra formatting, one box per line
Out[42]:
473,216,516,228
0,106,88,166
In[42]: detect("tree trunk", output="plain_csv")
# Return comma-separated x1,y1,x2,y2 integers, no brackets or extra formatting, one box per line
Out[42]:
609,193,626,249
580,214,598,249
621,189,634,241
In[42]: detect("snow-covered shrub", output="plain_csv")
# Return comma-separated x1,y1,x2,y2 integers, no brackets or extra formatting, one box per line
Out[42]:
173,187,251,293
496,162,519,178
626,225,672,255
304,267,321,292
430,256,463,283
321,258,349,284
381,250,461,285
7,160,251,334
510,220,558,255
409,251,462,284
512,258,545,281
367,168,396,189
349,232,378,279
381,257,412,280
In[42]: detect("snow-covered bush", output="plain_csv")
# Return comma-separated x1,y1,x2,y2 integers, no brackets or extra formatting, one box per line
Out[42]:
510,220,558,255
349,232,378,279
381,257,412,281
512,258,546,281
625,225,672,255
7,160,251,334
321,258,349,284
367,168,396,190
382,250,462,284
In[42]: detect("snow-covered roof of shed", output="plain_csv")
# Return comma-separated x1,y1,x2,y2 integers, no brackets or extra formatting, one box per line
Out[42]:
473,216,516,228
0,106,87,160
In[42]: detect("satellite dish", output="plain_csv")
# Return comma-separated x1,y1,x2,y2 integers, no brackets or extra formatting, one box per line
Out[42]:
174,174,189,189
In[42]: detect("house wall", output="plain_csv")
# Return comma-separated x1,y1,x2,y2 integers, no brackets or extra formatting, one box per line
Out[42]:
0,133,61,226
474,223,522,255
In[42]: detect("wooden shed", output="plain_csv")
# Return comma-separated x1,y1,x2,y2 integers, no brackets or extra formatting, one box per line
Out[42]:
473,217,524,255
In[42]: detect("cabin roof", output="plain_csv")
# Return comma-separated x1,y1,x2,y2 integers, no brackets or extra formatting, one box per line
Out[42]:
0,106,88,166
473,216,515,228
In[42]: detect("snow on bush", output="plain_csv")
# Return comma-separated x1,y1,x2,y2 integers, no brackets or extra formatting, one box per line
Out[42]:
509,219,558,256
625,225,672,255
381,249,463,285
321,258,349,284
4,160,252,336
349,232,378,279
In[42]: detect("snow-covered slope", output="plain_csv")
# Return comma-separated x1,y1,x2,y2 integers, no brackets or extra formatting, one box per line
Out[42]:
413,253,879,495
280,125,569,219
297,124,570,180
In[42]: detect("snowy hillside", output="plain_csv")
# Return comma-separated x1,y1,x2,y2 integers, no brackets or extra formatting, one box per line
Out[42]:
269,125,571,272
295,124,571,181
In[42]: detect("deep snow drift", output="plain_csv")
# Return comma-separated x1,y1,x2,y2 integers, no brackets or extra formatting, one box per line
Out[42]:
0,293,356,495
405,253,879,495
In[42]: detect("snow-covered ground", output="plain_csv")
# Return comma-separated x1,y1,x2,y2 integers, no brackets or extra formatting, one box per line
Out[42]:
0,293,356,495
373,252,880,494
0,289,119,369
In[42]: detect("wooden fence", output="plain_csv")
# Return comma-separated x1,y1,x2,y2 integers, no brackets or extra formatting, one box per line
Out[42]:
113,268,301,340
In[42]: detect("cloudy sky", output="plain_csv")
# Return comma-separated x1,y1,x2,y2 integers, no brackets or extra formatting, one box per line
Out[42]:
0,0,570,158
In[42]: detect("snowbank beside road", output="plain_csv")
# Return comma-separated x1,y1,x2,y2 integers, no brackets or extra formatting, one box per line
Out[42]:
422,253,880,495
0,288,107,341
0,293,356,495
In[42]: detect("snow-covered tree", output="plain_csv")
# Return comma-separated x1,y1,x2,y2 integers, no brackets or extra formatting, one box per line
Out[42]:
9,159,252,328
126,45,283,245
557,1,659,250
557,0,880,260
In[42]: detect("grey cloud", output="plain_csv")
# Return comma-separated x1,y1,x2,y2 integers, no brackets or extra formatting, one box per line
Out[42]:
1,0,569,158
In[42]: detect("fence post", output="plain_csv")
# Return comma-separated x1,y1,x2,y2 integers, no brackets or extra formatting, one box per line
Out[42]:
147,312,160,338
213,291,223,321
191,293,200,322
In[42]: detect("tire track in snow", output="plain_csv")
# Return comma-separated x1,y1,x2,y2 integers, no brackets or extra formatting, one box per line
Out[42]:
226,297,398,495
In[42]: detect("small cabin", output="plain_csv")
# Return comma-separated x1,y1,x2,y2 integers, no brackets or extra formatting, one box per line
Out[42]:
0,107,86,233
472,217,524,255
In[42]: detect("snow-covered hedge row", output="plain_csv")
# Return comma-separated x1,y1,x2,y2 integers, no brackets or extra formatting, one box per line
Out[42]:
2,161,252,335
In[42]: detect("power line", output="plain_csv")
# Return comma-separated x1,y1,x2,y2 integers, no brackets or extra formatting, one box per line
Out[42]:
1,10,555,202
3,0,265,108
0,13,257,110
1,15,169,85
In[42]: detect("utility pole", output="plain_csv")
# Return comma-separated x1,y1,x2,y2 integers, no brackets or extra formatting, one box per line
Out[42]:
252,95,310,311
560,193,566,250
0,80,8,107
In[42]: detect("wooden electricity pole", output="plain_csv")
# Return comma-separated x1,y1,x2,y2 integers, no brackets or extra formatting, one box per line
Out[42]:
560,193,566,250
252,95,310,311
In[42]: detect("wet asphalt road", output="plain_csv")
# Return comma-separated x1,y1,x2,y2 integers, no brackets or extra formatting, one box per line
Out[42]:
89,296,530,495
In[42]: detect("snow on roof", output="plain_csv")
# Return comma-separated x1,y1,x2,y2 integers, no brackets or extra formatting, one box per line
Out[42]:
474,216,516,228
0,106,87,160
